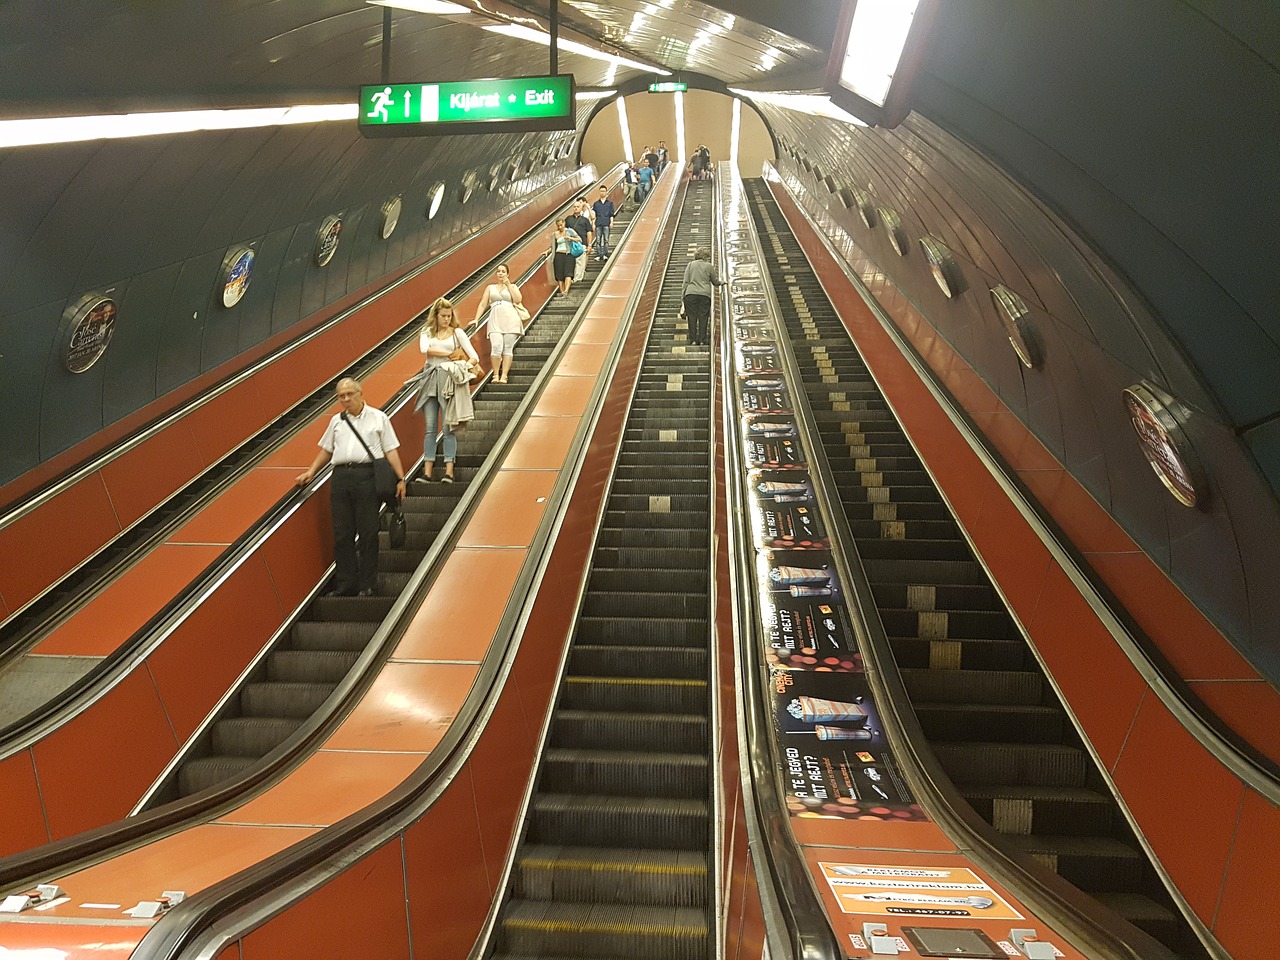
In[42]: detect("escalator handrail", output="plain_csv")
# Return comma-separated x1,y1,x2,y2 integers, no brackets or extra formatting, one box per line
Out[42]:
125,171,681,960
768,160,1280,804
746,170,1189,960
0,169,632,759
713,166,845,960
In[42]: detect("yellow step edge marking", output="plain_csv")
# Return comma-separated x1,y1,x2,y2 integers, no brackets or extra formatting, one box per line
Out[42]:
565,677,706,687
521,858,706,876
507,919,706,936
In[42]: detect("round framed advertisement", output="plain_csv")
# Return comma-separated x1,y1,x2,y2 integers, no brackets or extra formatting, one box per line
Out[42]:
990,284,1043,369
380,196,402,240
221,246,254,308
315,215,342,267
879,207,908,256
426,182,445,220
1123,383,1206,508
63,294,117,374
919,236,963,298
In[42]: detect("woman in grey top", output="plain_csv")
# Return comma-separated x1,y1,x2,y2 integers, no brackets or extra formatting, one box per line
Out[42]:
681,247,724,346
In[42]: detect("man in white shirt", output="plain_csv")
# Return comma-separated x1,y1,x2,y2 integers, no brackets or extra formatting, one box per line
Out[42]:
296,378,406,596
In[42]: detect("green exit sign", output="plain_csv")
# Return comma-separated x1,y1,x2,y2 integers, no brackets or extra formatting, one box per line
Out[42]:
648,82,688,93
359,75,576,137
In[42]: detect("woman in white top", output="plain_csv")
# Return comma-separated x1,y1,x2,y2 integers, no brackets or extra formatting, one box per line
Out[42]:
474,263,524,385
417,296,479,482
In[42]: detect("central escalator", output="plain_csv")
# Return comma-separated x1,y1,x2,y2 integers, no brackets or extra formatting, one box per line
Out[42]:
486,180,715,960
742,178,1209,960
153,201,640,803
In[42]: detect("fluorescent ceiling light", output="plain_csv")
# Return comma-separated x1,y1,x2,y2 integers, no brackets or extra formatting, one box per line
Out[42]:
616,96,634,161
483,23,671,74
675,90,686,163
366,0,470,14
576,89,618,101
0,103,358,149
729,95,741,171
729,89,867,127
839,0,920,106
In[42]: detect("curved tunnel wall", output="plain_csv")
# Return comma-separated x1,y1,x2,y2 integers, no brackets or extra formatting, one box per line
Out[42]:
0,120,581,493
760,104,1280,686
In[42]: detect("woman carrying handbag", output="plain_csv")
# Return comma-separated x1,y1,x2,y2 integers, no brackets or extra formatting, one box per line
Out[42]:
412,297,479,483
473,263,526,384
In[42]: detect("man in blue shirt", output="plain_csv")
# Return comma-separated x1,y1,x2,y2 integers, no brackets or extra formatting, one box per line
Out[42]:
591,186,616,261
637,160,654,201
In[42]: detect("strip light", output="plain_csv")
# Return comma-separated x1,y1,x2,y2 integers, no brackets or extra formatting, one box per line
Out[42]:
674,91,686,163
575,89,618,101
839,0,921,106
365,0,470,13
483,23,671,74
0,103,359,150
617,96,634,162
730,96,741,172
728,89,867,127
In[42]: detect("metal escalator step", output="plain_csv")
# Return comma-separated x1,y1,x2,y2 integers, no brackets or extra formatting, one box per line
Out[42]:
241,681,334,718
378,548,422,572
1090,893,1187,953
872,582,999,611
836,483,941,505
596,528,706,549
843,500,954,523
587,568,707,593
601,510,709,531
915,702,1065,744
179,756,257,796
552,711,707,752
529,794,709,850
606,494,709,514
268,649,360,683
580,592,707,620
888,634,1030,671
957,783,1117,837
378,572,411,595
290,621,379,651
1003,834,1148,892
862,557,991,585
560,676,706,713
211,716,304,757
575,617,707,647
879,608,1019,641
541,749,708,798
932,741,1088,788
609,478,711,497
901,668,1043,705
570,645,706,680
499,899,708,960
590,547,707,571
854,537,974,561
309,594,396,621
513,845,707,906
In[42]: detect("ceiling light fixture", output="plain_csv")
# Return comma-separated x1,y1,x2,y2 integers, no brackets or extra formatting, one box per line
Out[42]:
482,23,671,74
728,89,867,127
0,103,358,150
365,0,470,14
575,89,618,100
824,0,938,127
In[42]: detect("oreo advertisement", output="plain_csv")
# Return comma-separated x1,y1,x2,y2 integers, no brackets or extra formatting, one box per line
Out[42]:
771,667,922,821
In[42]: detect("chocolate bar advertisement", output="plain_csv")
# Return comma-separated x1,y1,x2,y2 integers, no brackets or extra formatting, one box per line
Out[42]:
762,593,861,672
736,342,782,374
744,426,805,469
771,667,923,820
750,469,825,549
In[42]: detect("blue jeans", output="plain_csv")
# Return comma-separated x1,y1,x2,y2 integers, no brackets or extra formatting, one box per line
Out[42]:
594,224,611,258
422,396,457,463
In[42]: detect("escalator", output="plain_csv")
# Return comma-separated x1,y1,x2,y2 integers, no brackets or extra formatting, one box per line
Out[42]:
742,179,1210,960
486,180,715,960
154,201,640,802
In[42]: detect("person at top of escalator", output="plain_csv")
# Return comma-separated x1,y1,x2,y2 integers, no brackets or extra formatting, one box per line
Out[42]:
474,263,524,385
636,159,654,200
296,377,405,597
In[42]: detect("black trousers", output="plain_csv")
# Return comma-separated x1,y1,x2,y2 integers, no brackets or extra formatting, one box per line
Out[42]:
684,293,711,344
331,465,380,593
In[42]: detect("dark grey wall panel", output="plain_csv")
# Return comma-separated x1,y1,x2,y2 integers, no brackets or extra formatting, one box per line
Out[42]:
156,250,224,396
0,301,58,477
100,264,181,423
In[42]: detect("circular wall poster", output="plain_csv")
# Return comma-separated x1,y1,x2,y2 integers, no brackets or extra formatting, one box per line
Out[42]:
221,247,254,308
1123,383,1205,508
380,196,402,240
879,208,908,256
990,284,1043,369
63,295,117,374
427,181,445,219
919,236,962,298
315,215,342,267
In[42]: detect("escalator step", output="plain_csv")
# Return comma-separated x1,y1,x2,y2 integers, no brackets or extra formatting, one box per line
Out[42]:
1091,893,1185,951
590,547,707,571
915,702,1064,744
309,594,396,621
240,682,335,718
879,608,1019,641
498,899,707,960
596,527,706,549
862,557,991,585
569,645,706,681
513,845,707,906
552,711,707,752
957,783,1117,837
179,756,257,796
211,716,304,757
1004,834,1148,892
541,749,708,798
560,676,706,713
932,741,1088,788
268,649,360,683
587,568,707,593
529,794,709,850
290,621,379,651
901,668,1043,706
888,634,1030,671
575,617,706,647
580,592,706,620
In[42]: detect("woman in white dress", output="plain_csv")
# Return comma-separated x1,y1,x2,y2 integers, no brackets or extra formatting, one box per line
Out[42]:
474,263,525,384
